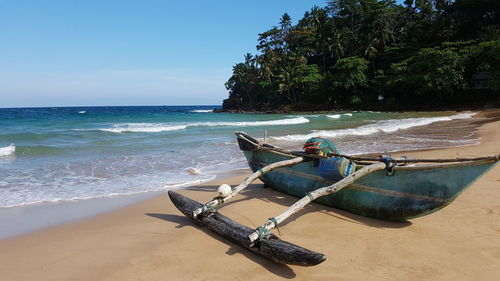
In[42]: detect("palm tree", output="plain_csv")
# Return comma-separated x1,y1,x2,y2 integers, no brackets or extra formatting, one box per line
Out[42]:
327,31,346,60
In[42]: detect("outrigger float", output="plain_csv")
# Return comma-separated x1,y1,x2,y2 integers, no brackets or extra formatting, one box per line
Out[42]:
169,132,499,266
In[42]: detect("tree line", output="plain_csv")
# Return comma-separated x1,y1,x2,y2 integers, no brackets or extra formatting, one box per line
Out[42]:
222,0,499,112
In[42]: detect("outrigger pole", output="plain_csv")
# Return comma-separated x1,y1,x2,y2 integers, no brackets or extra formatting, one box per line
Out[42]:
248,162,387,243
192,157,304,218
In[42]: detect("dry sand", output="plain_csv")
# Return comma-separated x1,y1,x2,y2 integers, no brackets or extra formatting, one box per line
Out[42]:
0,111,499,281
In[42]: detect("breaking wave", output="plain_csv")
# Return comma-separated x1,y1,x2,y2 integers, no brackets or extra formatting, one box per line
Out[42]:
198,116,310,127
190,109,213,113
0,144,15,156
99,124,188,133
88,117,310,133
327,113,352,119
273,113,475,141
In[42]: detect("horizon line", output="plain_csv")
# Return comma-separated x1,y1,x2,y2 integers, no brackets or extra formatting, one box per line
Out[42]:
0,104,222,109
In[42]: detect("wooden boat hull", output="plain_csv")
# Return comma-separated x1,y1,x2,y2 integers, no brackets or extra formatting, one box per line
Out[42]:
238,134,497,221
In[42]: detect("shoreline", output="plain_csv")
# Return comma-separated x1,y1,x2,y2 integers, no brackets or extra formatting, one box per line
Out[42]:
0,110,485,239
0,110,488,238
0,168,250,240
0,111,498,280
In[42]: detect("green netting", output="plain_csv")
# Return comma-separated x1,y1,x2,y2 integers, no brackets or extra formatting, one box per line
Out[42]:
303,137,338,156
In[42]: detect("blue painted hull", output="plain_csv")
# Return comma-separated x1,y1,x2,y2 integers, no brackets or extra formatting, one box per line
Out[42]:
242,148,497,221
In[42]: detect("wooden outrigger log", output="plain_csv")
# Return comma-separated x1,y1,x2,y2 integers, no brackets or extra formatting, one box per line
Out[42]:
168,132,499,266
168,191,326,266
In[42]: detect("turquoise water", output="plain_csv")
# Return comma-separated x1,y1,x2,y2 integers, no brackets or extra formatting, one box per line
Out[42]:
0,106,479,208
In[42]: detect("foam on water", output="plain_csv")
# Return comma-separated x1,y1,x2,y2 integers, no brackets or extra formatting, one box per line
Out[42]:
92,117,310,133
100,124,188,133
0,143,248,208
163,177,216,190
273,112,475,141
0,175,217,209
327,113,352,119
196,116,310,127
190,109,213,113
0,144,15,156
0,155,225,208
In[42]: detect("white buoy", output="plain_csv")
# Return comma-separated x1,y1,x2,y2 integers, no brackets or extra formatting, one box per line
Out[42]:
217,184,232,198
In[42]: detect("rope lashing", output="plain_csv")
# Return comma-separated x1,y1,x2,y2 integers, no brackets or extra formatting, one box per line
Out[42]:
268,217,278,226
255,226,271,240
379,155,397,176
268,217,283,237
255,218,279,241
200,203,213,213
306,192,314,201
386,162,397,176
200,196,225,214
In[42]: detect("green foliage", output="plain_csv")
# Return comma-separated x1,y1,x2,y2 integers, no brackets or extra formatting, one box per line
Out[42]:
222,0,500,111
331,57,369,89
393,47,464,94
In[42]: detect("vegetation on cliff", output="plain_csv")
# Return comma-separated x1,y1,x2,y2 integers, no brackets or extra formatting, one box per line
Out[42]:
222,0,500,112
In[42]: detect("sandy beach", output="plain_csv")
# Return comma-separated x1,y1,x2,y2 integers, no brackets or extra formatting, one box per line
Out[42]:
0,111,499,281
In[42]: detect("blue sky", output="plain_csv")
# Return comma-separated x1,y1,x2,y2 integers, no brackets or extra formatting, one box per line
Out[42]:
1,0,381,107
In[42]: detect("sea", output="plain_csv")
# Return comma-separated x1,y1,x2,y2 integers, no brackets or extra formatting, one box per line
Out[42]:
0,106,482,236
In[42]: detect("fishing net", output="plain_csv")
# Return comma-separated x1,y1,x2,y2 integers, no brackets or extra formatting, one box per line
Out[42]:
303,137,339,156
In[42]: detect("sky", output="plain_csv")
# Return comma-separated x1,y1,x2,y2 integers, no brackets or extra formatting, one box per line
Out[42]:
0,0,405,108
0,0,334,107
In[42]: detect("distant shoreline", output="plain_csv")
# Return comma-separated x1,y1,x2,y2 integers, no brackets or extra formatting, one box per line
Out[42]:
214,106,499,114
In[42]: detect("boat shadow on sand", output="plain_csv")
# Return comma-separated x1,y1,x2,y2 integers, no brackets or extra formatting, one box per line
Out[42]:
170,183,412,229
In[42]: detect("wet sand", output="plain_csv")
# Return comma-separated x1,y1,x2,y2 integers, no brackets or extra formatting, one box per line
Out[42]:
0,110,498,281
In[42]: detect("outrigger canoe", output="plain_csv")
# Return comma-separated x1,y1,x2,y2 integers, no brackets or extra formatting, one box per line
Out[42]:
235,132,498,221
169,131,499,266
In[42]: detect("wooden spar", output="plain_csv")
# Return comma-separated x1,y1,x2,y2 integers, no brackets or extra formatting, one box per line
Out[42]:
192,157,304,217
292,151,500,163
248,162,387,243
328,154,500,164
258,146,500,164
